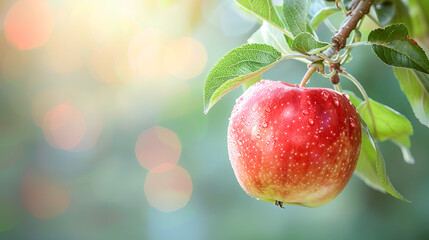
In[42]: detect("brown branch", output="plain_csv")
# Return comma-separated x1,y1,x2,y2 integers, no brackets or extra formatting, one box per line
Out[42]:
324,0,375,58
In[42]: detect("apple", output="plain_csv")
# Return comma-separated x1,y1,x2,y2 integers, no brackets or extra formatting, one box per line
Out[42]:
228,80,361,207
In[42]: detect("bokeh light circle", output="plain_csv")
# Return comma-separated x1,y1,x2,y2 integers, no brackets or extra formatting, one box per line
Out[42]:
164,37,207,79
43,104,86,150
4,0,53,50
135,126,181,170
144,164,193,212
20,171,70,219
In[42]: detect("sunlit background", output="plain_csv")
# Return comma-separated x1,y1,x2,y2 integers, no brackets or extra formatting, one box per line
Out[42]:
0,0,428,239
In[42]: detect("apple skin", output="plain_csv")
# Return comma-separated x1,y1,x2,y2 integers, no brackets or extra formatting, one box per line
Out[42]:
228,80,361,207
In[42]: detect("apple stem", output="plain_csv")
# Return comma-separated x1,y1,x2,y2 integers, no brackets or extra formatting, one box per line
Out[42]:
299,65,317,88
340,71,378,138
334,83,343,92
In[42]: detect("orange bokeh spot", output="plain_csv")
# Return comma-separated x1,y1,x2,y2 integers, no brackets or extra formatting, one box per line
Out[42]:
43,104,86,150
164,37,207,79
4,0,53,50
20,171,70,219
144,164,193,212
135,126,181,170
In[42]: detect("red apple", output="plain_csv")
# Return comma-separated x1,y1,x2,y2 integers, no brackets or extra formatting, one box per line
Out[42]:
228,80,361,207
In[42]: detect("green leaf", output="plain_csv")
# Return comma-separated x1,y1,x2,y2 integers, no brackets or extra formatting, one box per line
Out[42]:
283,0,312,37
248,22,293,55
392,136,415,164
346,90,415,165
357,99,413,142
310,6,340,30
203,44,282,113
242,74,261,91
368,24,429,73
393,68,429,128
354,130,385,193
290,32,330,55
355,118,409,201
235,0,292,38
345,91,362,107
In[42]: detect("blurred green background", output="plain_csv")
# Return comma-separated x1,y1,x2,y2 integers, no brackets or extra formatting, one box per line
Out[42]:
0,0,428,239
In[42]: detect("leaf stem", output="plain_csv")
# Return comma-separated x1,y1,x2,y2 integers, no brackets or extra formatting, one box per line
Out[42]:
340,71,378,138
343,41,371,49
300,65,317,87
280,54,321,62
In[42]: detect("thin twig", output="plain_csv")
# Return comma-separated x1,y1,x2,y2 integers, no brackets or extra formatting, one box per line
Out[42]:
323,0,376,58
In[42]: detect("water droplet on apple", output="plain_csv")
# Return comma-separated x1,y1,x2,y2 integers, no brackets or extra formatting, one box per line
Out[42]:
251,107,256,111
349,118,356,128
265,107,272,113
333,97,339,106
256,134,261,139
321,91,329,100
342,92,350,100
238,140,243,145
262,122,268,128
309,118,314,126
302,109,309,115
266,140,270,145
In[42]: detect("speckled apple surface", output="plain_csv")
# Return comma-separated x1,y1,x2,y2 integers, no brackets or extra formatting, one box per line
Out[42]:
228,80,361,207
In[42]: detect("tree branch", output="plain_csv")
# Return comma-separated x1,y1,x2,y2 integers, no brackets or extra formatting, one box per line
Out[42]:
324,0,375,58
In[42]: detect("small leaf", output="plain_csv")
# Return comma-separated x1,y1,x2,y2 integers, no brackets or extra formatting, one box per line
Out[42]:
355,118,409,201
310,6,340,30
357,99,413,142
290,32,330,55
393,68,429,128
248,22,293,55
368,24,429,73
235,0,291,37
283,0,312,37
203,44,282,113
